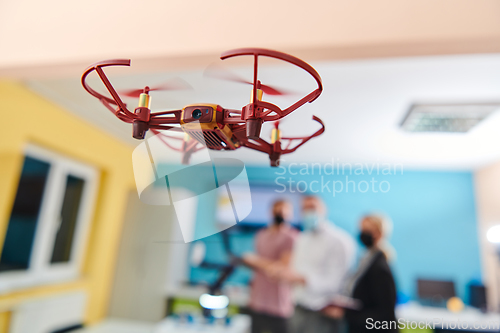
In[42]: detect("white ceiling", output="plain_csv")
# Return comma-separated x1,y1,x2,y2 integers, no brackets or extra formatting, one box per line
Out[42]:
27,53,500,170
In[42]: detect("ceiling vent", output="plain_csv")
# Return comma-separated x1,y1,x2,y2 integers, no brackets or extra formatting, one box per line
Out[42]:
401,103,500,133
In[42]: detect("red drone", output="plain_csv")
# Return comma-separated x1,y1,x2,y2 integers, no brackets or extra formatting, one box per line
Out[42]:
81,48,324,166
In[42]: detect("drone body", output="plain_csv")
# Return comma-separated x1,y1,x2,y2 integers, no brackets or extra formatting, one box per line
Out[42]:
180,104,238,150
81,48,325,166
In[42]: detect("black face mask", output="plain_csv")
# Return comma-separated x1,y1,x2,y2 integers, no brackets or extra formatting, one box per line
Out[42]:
359,232,374,248
274,214,285,225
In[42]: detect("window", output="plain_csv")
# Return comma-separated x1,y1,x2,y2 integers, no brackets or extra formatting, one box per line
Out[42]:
0,145,98,291
50,175,85,264
0,157,51,272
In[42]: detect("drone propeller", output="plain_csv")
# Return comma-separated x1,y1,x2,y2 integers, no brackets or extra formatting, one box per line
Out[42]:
119,77,192,98
204,63,292,96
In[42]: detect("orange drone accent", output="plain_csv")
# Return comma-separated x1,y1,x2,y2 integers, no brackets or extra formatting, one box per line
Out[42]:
81,48,325,166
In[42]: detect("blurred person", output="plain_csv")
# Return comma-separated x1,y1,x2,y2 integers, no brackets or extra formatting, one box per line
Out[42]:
324,214,398,333
274,195,356,333
242,199,298,333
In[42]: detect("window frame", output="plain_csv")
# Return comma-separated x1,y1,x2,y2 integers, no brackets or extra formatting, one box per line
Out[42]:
0,145,98,292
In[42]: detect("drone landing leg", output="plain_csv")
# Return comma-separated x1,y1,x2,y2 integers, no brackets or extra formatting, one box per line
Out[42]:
133,121,148,139
270,152,281,167
246,118,263,139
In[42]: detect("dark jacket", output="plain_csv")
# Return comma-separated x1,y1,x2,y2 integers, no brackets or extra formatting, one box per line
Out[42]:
345,250,398,333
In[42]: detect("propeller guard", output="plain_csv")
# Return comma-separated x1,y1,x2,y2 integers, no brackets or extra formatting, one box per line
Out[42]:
221,48,323,139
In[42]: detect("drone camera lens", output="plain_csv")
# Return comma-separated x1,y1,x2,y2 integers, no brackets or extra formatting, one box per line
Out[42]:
192,109,202,119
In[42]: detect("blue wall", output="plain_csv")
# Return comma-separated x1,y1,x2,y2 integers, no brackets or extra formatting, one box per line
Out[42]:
183,163,481,302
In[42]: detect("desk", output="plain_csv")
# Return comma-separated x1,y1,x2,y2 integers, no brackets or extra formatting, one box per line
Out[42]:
396,302,500,332
166,288,500,332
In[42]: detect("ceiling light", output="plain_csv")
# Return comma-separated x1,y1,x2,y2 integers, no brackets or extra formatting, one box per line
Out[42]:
401,103,500,133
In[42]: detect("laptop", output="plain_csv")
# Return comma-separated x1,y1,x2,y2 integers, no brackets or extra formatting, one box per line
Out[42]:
417,278,456,307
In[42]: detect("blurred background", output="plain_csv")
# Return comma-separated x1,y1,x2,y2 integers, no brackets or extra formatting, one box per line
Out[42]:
1,0,500,332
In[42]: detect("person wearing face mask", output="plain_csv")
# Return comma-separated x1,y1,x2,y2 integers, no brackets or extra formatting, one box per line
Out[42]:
274,195,355,333
242,199,298,333
323,214,398,333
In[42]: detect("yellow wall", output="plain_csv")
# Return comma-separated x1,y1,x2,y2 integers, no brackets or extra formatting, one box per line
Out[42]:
0,81,135,325
0,312,10,333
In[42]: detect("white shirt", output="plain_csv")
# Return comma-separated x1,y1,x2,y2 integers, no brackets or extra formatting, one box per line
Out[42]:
292,221,356,310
